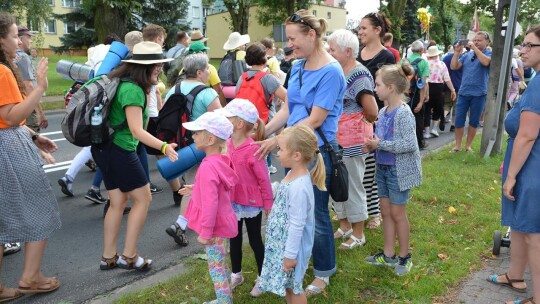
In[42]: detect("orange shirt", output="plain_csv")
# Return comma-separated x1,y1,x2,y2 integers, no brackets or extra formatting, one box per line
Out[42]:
0,64,24,128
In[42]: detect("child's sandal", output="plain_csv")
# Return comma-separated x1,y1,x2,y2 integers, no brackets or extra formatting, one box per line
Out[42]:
118,254,152,271
100,253,119,270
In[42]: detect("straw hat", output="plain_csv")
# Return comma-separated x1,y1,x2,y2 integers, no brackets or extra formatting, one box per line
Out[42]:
223,32,251,50
426,46,442,57
190,30,207,42
122,41,173,64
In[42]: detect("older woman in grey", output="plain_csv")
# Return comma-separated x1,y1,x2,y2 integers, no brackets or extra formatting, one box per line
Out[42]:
327,29,378,249
163,52,222,246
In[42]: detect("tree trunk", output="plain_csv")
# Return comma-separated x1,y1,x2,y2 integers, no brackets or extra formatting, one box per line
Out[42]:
94,0,128,43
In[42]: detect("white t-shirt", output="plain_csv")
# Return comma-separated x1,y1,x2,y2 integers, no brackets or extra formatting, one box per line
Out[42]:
148,85,159,118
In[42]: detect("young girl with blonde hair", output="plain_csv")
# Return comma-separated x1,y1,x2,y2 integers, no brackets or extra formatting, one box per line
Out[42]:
258,124,325,304
363,63,422,276
216,99,273,296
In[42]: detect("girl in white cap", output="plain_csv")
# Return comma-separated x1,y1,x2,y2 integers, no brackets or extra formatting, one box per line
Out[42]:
215,98,272,296
179,111,237,304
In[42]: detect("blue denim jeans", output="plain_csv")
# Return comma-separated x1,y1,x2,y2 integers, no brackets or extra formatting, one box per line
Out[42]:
311,142,337,277
455,94,487,128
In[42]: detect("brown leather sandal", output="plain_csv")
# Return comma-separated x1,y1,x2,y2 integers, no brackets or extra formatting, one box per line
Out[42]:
100,253,119,270
18,277,60,294
118,254,152,271
486,273,527,293
0,283,24,302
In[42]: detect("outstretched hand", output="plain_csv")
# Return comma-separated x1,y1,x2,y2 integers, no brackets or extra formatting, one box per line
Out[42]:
178,184,193,196
252,137,277,160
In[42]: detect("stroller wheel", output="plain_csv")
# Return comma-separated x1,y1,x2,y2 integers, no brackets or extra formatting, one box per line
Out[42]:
493,230,502,256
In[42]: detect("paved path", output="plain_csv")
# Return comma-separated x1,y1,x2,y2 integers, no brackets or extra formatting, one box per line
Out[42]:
457,246,533,304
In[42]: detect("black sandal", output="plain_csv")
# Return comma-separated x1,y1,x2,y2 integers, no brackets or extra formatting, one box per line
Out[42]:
118,254,152,271
100,253,119,270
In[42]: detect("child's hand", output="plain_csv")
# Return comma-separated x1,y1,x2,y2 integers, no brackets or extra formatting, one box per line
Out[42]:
283,257,297,274
364,135,379,152
197,236,213,245
178,184,193,196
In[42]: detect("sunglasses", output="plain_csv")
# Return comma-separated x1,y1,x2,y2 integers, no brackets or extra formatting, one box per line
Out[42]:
471,54,476,62
288,13,314,30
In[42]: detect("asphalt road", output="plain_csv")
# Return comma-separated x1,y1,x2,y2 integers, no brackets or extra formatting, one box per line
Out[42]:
3,111,456,303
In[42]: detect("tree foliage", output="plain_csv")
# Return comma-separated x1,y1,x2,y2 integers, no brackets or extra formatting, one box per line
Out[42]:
1,0,53,32
255,0,316,27
222,0,252,34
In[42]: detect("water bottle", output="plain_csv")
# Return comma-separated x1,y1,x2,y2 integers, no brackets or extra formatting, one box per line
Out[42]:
91,107,103,144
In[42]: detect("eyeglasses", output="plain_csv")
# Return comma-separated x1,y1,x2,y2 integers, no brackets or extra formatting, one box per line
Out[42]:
288,13,314,30
471,54,476,62
520,43,540,52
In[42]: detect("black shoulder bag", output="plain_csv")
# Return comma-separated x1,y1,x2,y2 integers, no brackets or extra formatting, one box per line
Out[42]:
299,62,349,202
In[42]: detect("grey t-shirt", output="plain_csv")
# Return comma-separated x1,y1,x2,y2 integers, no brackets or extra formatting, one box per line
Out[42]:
15,49,35,81
235,70,281,103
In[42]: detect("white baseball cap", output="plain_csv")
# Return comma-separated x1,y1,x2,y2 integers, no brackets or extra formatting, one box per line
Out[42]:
215,98,259,125
183,112,233,140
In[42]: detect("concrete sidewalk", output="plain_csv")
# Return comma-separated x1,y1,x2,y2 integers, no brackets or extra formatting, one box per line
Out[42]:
457,246,533,304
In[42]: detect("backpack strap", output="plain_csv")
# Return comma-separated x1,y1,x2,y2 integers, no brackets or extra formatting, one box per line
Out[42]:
112,79,147,131
184,84,209,122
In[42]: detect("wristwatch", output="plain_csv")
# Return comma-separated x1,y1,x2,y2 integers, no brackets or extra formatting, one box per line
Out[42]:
32,133,40,141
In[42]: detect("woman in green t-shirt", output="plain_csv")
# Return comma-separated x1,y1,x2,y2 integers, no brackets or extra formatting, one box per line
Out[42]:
91,41,178,271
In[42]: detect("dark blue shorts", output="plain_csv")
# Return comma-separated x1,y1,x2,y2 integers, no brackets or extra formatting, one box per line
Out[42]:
91,142,148,192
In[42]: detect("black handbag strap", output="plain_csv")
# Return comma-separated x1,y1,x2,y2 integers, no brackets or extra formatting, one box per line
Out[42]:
299,61,333,151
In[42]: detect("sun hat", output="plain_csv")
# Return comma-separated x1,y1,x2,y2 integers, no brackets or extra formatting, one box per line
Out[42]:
426,46,442,57
190,30,207,42
183,112,233,140
122,41,173,64
189,41,210,54
223,32,251,50
124,31,143,52
17,25,34,37
215,98,259,124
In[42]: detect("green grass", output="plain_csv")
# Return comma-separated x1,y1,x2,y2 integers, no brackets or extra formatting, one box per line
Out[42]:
41,100,65,111
46,55,87,96
113,139,505,304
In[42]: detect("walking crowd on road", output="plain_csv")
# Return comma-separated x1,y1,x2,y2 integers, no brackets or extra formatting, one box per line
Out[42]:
1,6,539,304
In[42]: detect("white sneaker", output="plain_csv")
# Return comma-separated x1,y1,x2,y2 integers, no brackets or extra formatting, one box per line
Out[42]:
424,133,432,139
430,129,439,137
230,271,244,289
268,165,277,174
250,276,263,297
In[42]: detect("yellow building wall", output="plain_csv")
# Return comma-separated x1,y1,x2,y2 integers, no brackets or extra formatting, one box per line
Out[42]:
42,0,76,50
206,4,346,59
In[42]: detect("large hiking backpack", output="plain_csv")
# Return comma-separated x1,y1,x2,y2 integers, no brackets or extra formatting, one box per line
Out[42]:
155,83,209,149
61,76,127,147
280,58,294,74
218,50,247,86
405,57,425,100
64,81,84,107
235,71,273,123
165,48,189,86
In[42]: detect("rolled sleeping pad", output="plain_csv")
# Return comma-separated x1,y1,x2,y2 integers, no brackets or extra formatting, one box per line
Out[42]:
157,143,206,182
222,85,236,102
95,41,129,76
56,60,92,83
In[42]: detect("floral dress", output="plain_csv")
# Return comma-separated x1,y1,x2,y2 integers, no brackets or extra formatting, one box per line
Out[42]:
258,182,299,295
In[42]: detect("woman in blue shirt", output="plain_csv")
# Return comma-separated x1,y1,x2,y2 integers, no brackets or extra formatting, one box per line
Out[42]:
254,9,346,296
487,25,540,304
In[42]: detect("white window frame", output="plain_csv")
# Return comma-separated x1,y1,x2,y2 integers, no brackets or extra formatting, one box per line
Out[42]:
192,6,200,18
62,0,81,8
49,0,55,6
44,20,56,34
312,10,317,16
64,22,80,34
327,12,332,19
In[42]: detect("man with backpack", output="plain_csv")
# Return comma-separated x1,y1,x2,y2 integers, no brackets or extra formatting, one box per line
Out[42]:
166,31,190,59
405,40,430,150
280,46,295,74
219,31,250,102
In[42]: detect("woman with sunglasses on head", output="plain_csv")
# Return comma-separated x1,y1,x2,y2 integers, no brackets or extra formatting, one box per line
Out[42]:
356,12,396,231
92,41,178,272
0,12,61,301
486,25,540,304
254,9,346,297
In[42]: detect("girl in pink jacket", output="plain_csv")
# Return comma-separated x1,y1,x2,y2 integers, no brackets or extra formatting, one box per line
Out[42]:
216,99,273,297
180,112,238,304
